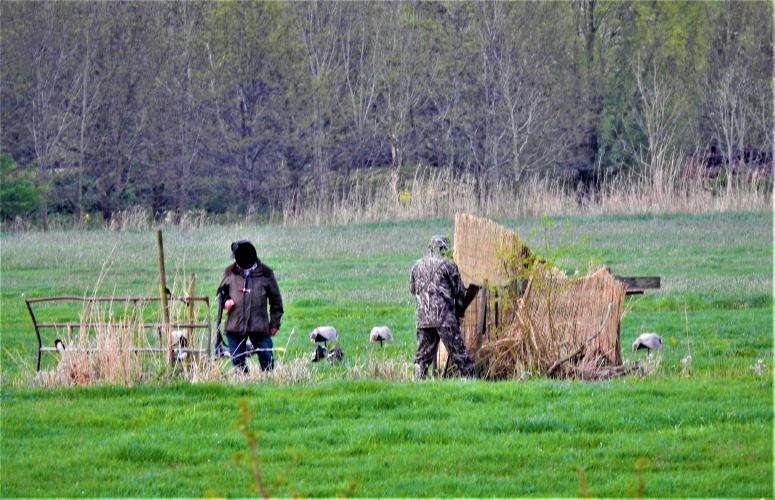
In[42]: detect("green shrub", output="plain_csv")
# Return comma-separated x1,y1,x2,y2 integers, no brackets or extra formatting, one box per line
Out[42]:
0,153,41,220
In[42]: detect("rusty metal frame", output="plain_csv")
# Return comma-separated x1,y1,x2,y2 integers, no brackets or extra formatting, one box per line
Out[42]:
26,295,212,372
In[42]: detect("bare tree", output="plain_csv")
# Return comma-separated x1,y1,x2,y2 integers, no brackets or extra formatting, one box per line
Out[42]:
374,2,426,169
3,3,82,228
73,5,109,223
85,3,160,221
472,1,506,181
203,2,293,213
634,57,685,172
455,2,569,185
703,2,772,195
339,3,384,171
710,67,752,194
152,2,207,217
295,1,344,189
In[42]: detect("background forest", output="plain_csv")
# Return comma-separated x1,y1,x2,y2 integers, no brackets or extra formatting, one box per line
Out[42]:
1,1,772,227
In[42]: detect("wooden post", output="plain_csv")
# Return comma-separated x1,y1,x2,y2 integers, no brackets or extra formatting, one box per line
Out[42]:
476,287,489,352
187,272,196,349
156,230,172,365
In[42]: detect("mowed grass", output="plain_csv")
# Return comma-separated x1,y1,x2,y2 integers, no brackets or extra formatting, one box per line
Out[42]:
2,378,770,497
1,211,773,496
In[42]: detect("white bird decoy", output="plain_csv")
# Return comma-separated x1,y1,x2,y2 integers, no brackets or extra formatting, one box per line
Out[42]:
170,330,189,361
310,326,338,347
631,332,663,353
53,338,66,353
369,326,393,347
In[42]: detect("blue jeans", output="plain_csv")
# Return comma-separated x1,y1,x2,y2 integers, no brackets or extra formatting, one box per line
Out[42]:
226,333,274,372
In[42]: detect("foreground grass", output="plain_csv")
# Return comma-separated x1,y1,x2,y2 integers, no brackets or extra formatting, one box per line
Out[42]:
0,211,772,496
2,378,771,497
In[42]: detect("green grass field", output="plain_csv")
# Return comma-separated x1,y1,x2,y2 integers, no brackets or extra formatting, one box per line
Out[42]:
1,212,772,496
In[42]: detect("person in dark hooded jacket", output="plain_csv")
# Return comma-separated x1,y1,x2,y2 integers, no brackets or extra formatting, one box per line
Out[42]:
217,240,283,372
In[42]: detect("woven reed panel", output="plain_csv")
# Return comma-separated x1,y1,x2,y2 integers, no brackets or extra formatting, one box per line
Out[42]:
436,213,523,373
453,213,521,287
516,266,625,369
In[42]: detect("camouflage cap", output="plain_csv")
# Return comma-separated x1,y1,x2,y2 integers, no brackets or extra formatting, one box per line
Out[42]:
428,235,449,255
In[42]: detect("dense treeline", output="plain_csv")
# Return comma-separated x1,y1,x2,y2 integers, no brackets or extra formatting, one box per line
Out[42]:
1,1,771,226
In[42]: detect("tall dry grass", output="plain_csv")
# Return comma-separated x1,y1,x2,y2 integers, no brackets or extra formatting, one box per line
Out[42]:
24,345,415,388
5,161,767,232
108,206,210,231
595,155,770,214
14,247,418,388
25,301,155,388
19,276,416,387
280,162,771,226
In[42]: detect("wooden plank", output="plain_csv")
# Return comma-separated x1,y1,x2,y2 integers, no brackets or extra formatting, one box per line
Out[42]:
187,273,197,342
39,347,208,353
476,287,488,346
25,295,210,304
34,322,210,329
614,276,661,290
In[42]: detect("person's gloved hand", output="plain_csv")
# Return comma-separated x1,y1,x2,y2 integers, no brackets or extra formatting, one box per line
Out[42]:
270,327,279,336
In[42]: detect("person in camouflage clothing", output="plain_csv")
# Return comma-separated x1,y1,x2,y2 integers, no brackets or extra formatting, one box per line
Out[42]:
410,235,475,379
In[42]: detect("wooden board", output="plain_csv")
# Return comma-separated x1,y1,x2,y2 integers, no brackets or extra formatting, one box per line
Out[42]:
614,275,661,293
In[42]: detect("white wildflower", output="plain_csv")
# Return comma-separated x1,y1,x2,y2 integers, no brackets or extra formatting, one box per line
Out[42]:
750,358,765,376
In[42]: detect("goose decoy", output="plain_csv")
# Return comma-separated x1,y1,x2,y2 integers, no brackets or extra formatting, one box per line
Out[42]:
326,345,344,362
309,326,338,348
170,330,189,361
369,326,393,347
631,333,663,353
54,338,66,354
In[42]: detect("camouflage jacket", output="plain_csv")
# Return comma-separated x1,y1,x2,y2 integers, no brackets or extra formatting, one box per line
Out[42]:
218,261,283,338
410,253,466,328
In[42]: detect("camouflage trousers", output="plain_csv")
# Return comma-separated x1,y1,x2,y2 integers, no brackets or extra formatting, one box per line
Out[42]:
414,325,475,379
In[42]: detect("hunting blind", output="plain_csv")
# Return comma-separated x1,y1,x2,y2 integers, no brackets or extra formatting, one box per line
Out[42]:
438,213,660,379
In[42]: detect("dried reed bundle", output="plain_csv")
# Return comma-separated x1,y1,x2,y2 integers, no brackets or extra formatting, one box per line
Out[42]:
571,362,643,381
476,337,527,380
511,265,626,378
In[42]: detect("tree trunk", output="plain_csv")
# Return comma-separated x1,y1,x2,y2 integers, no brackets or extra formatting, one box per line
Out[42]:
38,162,49,231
